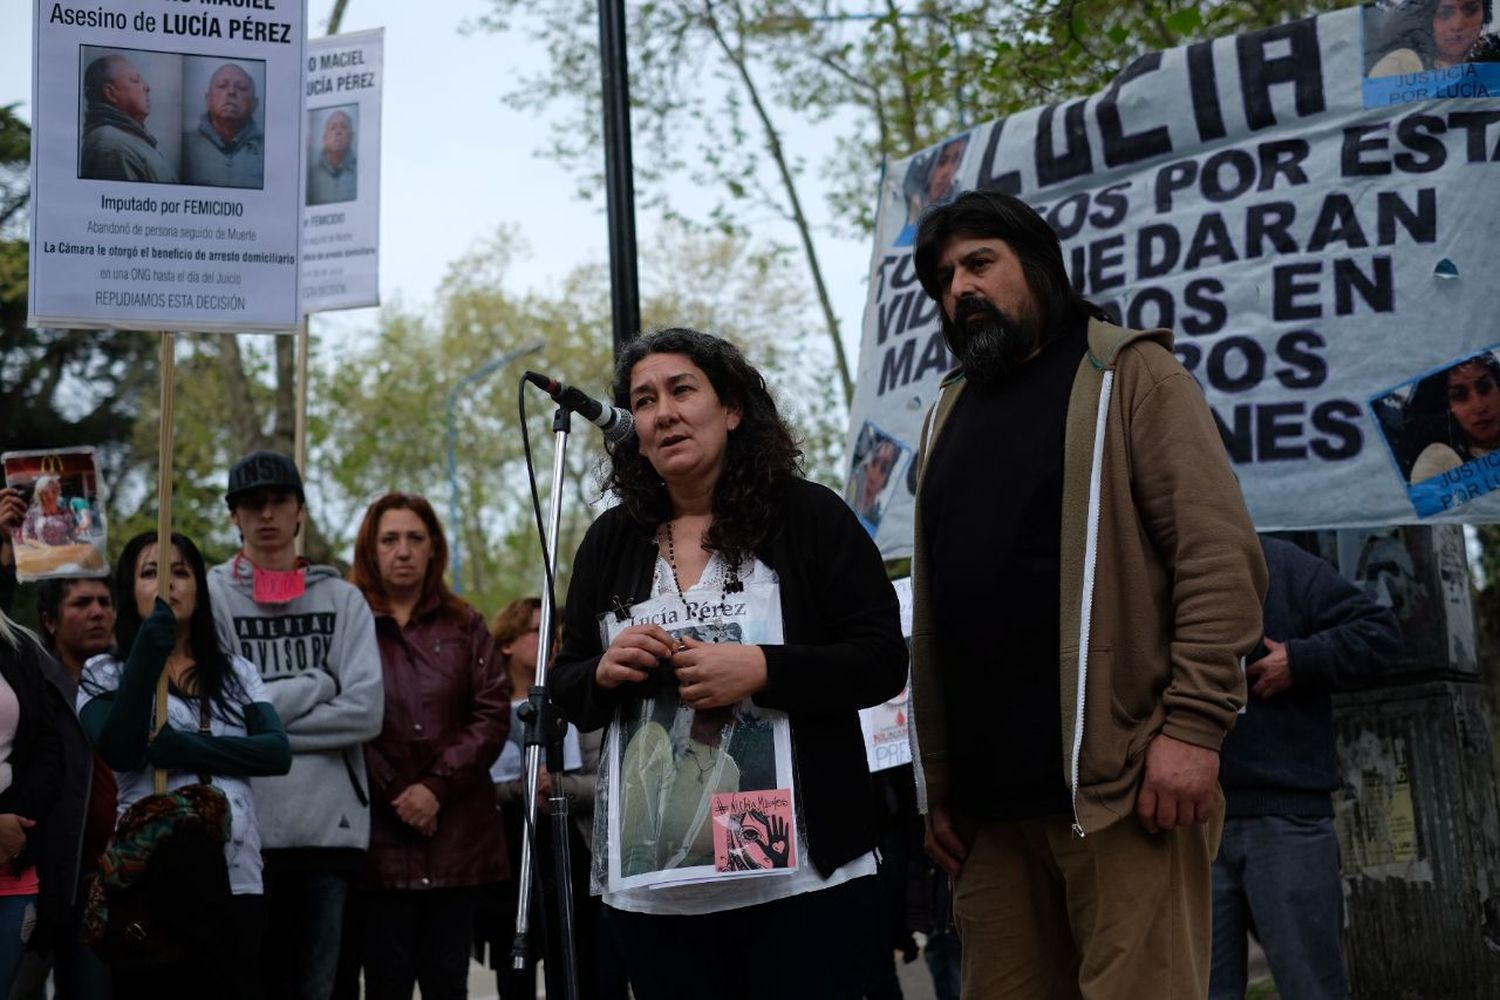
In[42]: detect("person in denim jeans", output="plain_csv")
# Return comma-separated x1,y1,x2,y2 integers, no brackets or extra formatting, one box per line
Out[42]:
1210,536,1403,999
208,452,383,1000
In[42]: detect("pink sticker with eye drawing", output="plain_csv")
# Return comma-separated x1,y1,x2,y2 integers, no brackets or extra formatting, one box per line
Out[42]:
711,789,797,873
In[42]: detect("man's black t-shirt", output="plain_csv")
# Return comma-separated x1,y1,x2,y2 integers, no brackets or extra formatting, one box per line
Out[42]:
920,320,1088,820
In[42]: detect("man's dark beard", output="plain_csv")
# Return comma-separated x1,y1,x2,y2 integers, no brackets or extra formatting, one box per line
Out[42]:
943,296,1040,385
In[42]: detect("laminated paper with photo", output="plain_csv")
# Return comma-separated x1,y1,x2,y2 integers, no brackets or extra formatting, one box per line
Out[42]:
1369,344,1500,517
844,420,911,539
860,577,914,773
598,583,798,893
3,447,110,582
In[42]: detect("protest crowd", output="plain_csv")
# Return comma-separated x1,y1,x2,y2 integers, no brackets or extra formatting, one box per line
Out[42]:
0,187,1415,1000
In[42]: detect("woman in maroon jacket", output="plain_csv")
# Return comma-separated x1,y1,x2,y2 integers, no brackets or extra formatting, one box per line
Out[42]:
350,492,512,1000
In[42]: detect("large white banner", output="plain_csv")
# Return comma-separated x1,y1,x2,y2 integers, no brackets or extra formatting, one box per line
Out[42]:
301,28,382,313
847,6,1500,560
30,0,307,333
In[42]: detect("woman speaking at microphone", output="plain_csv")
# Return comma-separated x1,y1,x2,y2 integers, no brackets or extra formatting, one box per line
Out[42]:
550,328,907,999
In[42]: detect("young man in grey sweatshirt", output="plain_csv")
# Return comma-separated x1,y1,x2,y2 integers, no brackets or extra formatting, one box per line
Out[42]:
208,451,383,1000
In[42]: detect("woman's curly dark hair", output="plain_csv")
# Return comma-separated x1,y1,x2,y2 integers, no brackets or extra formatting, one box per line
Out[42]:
605,328,803,568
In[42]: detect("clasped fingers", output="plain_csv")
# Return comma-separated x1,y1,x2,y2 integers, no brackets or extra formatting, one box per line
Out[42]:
597,624,679,688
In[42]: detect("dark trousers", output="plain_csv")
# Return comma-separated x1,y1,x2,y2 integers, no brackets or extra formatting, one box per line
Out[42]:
261,863,351,1000
1210,814,1349,1000
605,874,881,1000
492,809,615,1000
866,823,911,1000
362,887,478,1000
111,893,265,1000
40,884,114,1000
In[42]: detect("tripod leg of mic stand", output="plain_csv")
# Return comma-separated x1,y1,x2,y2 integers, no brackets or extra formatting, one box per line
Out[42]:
551,791,581,1000
512,410,582,1000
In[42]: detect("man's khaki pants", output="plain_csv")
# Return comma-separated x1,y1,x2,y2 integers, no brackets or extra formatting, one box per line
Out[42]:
953,802,1223,999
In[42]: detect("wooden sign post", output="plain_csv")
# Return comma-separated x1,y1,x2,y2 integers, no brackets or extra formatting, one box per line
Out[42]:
153,332,175,796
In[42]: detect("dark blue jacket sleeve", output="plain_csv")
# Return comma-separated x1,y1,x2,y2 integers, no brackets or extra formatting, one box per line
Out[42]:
1285,559,1404,685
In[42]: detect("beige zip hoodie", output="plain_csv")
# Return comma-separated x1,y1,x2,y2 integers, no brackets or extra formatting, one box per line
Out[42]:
910,318,1267,835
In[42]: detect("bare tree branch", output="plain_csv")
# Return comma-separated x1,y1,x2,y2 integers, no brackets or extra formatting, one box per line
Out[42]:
701,0,853,406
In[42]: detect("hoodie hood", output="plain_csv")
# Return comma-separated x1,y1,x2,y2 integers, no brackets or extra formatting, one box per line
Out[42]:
213,554,343,594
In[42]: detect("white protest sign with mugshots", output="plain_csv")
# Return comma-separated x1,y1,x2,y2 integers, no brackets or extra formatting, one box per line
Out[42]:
302,28,381,313
847,6,1500,559
30,0,307,333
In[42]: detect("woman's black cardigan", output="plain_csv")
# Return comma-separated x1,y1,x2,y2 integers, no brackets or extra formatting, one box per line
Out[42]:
0,637,67,875
551,477,908,880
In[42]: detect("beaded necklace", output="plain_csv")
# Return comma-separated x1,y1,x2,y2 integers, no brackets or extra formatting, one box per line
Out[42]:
660,519,742,615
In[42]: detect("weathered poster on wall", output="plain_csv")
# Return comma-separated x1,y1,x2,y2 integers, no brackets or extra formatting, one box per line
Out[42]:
30,0,307,333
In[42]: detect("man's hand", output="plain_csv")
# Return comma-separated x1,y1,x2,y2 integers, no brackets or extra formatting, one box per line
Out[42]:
1137,733,1220,834
0,814,35,864
923,800,968,876
672,637,767,710
1247,637,1293,699
393,783,440,837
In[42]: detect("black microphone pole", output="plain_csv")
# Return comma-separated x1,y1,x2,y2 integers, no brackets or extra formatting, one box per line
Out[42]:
598,0,640,357
510,402,581,1000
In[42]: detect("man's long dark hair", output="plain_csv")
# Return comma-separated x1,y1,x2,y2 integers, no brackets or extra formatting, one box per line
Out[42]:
605,328,803,569
912,190,1098,337
113,530,246,721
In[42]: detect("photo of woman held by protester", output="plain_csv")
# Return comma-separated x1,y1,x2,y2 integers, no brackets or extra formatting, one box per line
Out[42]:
19,477,78,548
349,493,511,1000
1398,352,1500,483
77,531,291,999
548,328,907,1000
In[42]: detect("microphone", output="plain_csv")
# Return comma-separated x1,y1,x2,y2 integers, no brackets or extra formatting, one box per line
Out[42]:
524,371,635,444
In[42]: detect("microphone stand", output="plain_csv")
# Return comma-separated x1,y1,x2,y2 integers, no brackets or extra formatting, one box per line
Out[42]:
510,404,581,1000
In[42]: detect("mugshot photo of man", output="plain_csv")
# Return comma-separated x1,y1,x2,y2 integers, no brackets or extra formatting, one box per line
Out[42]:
307,107,357,206
78,53,179,184
182,61,265,189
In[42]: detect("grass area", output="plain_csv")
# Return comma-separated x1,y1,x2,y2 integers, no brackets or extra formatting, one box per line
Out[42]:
1246,981,1280,1000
